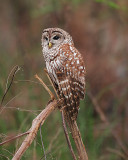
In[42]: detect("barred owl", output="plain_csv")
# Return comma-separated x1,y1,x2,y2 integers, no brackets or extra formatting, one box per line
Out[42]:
42,28,86,121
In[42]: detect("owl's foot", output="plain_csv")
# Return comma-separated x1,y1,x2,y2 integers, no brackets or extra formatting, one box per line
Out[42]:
60,105,67,111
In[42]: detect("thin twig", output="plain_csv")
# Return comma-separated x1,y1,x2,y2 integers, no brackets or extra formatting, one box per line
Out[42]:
0,92,22,114
61,111,77,160
40,124,47,160
0,132,29,146
15,80,41,85
12,100,60,160
15,80,52,87
2,148,14,156
35,74,55,100
107,148,127,160
0,153,10,160
1,65,20,106
88,92,107,123
48,129,61,151
6,106,41,114
44,68,59,97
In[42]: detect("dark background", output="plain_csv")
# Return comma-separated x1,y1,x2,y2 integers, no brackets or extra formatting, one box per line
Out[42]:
0,0,128,159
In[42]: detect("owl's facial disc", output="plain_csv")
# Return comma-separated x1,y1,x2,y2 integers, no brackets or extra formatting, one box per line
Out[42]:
42,30,65,49
50,32,65,48
42,32,49,48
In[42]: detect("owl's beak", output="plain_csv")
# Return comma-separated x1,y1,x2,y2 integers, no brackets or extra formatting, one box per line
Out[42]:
48,42,52,49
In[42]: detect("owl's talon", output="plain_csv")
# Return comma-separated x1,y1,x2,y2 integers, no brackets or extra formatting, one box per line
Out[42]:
60,105,67,111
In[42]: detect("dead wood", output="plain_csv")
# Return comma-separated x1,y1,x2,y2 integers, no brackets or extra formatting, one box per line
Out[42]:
10,75,88,160
12,100,59,160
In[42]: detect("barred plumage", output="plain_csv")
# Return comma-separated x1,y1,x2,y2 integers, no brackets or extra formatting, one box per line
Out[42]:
42,28,86,120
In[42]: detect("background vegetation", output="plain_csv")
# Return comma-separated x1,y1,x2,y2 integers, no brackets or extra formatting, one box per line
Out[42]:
0,0,128,159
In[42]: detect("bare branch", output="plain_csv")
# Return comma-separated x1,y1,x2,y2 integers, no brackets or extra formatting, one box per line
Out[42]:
0,132,29,146
35,74,55,100
40,125,47,160
88,92,107,123
12,100,59,160
3,74,88,160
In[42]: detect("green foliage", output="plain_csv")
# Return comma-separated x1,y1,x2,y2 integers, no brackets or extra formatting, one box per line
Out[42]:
95,0,127,10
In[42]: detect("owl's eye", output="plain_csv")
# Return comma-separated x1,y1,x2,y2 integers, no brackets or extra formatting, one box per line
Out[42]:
53,35,60,40
44,36,48,41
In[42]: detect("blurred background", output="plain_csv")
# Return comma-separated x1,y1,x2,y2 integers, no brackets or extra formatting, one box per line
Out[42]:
0,0,128,159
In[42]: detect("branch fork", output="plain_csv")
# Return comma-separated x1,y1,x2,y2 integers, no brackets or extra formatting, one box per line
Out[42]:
1,73,88,160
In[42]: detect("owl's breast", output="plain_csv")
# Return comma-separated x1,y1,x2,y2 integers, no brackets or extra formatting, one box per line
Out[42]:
43,46,60,62
46,56,64,84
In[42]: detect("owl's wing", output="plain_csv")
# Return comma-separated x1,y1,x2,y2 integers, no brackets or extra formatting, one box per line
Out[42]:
54,44,86,120
59,44,85,98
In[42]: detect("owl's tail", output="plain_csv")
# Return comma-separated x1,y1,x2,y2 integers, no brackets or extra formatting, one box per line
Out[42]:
58,77,80,121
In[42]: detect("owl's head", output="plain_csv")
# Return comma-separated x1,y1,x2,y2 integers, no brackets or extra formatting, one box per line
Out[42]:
41,28,73,50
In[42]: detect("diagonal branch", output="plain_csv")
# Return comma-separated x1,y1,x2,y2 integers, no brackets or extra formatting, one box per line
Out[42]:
11,75,88,160
0,132,29,146
35,74,55,100
12,100,60,160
